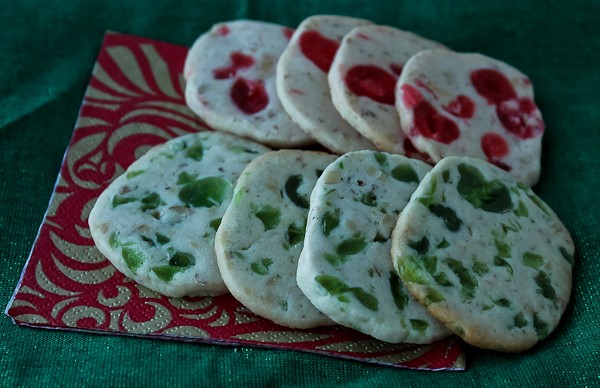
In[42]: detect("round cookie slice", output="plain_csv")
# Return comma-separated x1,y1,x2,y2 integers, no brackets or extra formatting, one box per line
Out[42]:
391,156,574,352
396,49,545,186
89,132,269,297
329,25,445,156
276,15,376,153
215,150,336,328
297,150,451,343
184,20,313,148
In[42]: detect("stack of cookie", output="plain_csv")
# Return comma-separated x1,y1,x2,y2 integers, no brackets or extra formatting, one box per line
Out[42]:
88,15,574,353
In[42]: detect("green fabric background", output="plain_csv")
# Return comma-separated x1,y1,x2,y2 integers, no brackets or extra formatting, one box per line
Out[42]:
1,0,598,386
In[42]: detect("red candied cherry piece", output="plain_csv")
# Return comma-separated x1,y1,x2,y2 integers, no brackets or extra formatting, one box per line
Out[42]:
443,95,475,119
389,63,403,76
403,138,432,163
213,52,255,80
230,77,269,114
481,132,512,171
345,65,397,105
299,30,340,73
471,69,517,104
481,132,510,159
215,25,230,36
283,27,295,40
496,97,545,139
400,84,423,108
412,101,460,144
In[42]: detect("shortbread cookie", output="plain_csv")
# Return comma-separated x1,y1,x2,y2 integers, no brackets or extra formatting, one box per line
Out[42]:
396,49,545,186
215,150,336,328
391,156,574,352
297,151,451,343
89,132,269,297
184,20,313,148
329,25,444,157
277,15,376,153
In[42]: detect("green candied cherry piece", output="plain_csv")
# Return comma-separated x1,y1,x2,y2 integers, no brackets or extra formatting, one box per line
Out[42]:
324,253,343,266
523,252,544,269
437,239,450,249
517,182,552,217
374,152,387,167
397,256,428,285
152,266,181,281
349,287,379,311
560,247,574,265
284,175,310,209
495,238,512,258
457,163,512,213
535,271,557,301
533,313,550,339
112,195,138,207
177,171,198,185
316,275,378,311
442,169,451,183
389,271,408,310
428,204,462,232
501,219,523,234
433,271,453,287
472,260,489,276
126,170,145,179
422,255,438,275
336,235,367,256
152,250,195,282
494,256,513,275
315,275,348,295
155,233,170,244
141,235,155,247
445,258,478,299
169,251,195,268
494,298,511,307
407,236,429,255
410,319,429,332
109,232,120,248
417,178,438,207
185,142,203,161
251,258,273,275
179,177,232,208
322,208,340,236
391,164,419,183
209,217,222,231
121,246,145,271
514,312,528,328
286,222,305,247
254,205,281,231
514,200,529,217
140,192,161,211
360,191,377,207
228,145,259,154
425,288,446,303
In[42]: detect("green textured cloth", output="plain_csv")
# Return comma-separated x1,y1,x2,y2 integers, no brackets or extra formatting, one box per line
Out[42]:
1,0,599,386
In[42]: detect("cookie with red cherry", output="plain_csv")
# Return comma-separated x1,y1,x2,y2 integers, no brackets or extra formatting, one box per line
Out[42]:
276,15,376,153
184,20,314,148
396,49,545,186
329,25,444,158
